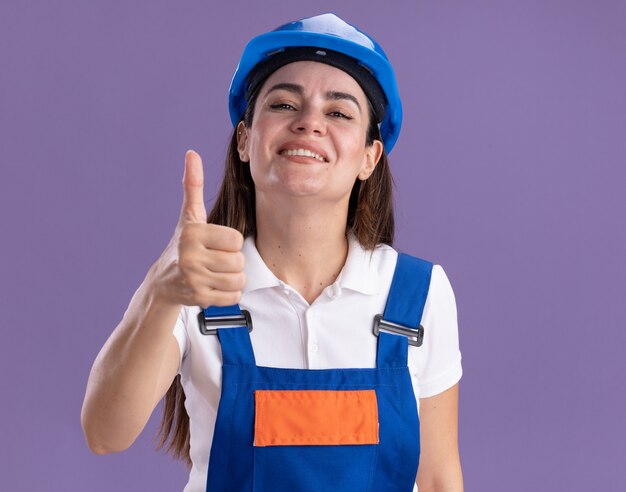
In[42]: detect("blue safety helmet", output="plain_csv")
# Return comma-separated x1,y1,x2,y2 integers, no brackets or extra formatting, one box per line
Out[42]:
229,13,403,153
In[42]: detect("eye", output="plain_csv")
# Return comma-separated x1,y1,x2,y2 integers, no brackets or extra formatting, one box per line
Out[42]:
328,110,353,120
269,103,296,111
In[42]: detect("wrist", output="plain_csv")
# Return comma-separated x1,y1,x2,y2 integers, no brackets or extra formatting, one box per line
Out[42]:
145,257,181,311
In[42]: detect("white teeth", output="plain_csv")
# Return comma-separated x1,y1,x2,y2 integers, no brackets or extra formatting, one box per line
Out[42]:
281,149,326,162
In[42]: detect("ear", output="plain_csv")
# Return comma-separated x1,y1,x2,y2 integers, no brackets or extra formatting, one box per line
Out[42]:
236,121,250,162
358,139,384,180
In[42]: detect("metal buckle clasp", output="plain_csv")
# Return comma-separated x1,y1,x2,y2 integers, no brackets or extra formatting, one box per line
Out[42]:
198,309,253,336
373,314,424,347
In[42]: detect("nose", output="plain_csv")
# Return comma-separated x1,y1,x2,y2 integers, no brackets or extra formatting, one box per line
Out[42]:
290,106,326,136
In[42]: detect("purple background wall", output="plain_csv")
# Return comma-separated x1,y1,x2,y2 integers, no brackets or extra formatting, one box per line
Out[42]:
1,1,624,490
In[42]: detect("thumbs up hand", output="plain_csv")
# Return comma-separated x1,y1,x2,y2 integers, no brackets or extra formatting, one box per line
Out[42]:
151,150,246,309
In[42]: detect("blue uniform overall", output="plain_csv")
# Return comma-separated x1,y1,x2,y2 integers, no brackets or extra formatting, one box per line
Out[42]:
199,253,433,492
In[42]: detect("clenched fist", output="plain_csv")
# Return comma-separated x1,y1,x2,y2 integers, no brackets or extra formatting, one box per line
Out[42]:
152,150,246,308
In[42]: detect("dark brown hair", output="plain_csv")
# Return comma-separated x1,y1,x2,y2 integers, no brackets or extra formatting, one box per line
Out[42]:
157,76,395,465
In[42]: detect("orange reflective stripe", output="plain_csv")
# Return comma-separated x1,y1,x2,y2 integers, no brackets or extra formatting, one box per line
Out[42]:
254,389,379,446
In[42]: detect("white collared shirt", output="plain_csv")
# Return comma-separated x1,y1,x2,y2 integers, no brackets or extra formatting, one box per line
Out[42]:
173,234,462,492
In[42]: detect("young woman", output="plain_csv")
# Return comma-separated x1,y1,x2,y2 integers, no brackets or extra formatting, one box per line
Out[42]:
82,13,463,492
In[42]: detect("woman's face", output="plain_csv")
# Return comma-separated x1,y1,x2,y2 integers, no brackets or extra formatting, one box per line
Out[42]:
237,61,383,204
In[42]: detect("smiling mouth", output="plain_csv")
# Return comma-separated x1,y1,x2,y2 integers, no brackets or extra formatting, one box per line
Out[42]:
279,148,327,162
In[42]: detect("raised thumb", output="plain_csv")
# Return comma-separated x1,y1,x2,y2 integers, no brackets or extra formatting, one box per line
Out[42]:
179,150,207,225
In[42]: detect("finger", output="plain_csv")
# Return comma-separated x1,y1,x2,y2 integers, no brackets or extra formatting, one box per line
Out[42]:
196,288,242,309
200,224,245,252
202,250,246,273
178,261,246,290
180,223,245,253
204,271,247,292
179,150,207,225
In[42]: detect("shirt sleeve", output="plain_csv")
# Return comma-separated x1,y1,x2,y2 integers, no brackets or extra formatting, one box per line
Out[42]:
172,306,188,375
408,264,462,398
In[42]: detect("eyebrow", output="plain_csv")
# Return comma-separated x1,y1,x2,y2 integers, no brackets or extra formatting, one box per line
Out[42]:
265,83,362,112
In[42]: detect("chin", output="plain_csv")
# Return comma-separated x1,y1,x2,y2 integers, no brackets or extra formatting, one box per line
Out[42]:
281,186,324,197
272,175,326,197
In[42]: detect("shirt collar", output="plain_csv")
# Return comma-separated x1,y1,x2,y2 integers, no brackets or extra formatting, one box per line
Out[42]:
242,235,282,293
337,233,380,295
241,233,380,296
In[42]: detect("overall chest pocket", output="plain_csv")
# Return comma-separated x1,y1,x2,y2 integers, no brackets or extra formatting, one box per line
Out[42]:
252,389,379,492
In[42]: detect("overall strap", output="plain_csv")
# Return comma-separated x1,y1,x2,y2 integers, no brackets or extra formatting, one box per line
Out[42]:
201,304,256,366
376,253,433,368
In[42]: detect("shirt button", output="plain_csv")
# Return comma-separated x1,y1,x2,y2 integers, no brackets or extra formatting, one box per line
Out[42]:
310,343,319,353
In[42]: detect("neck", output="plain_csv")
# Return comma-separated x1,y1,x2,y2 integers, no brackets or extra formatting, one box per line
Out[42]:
255,195,350,305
